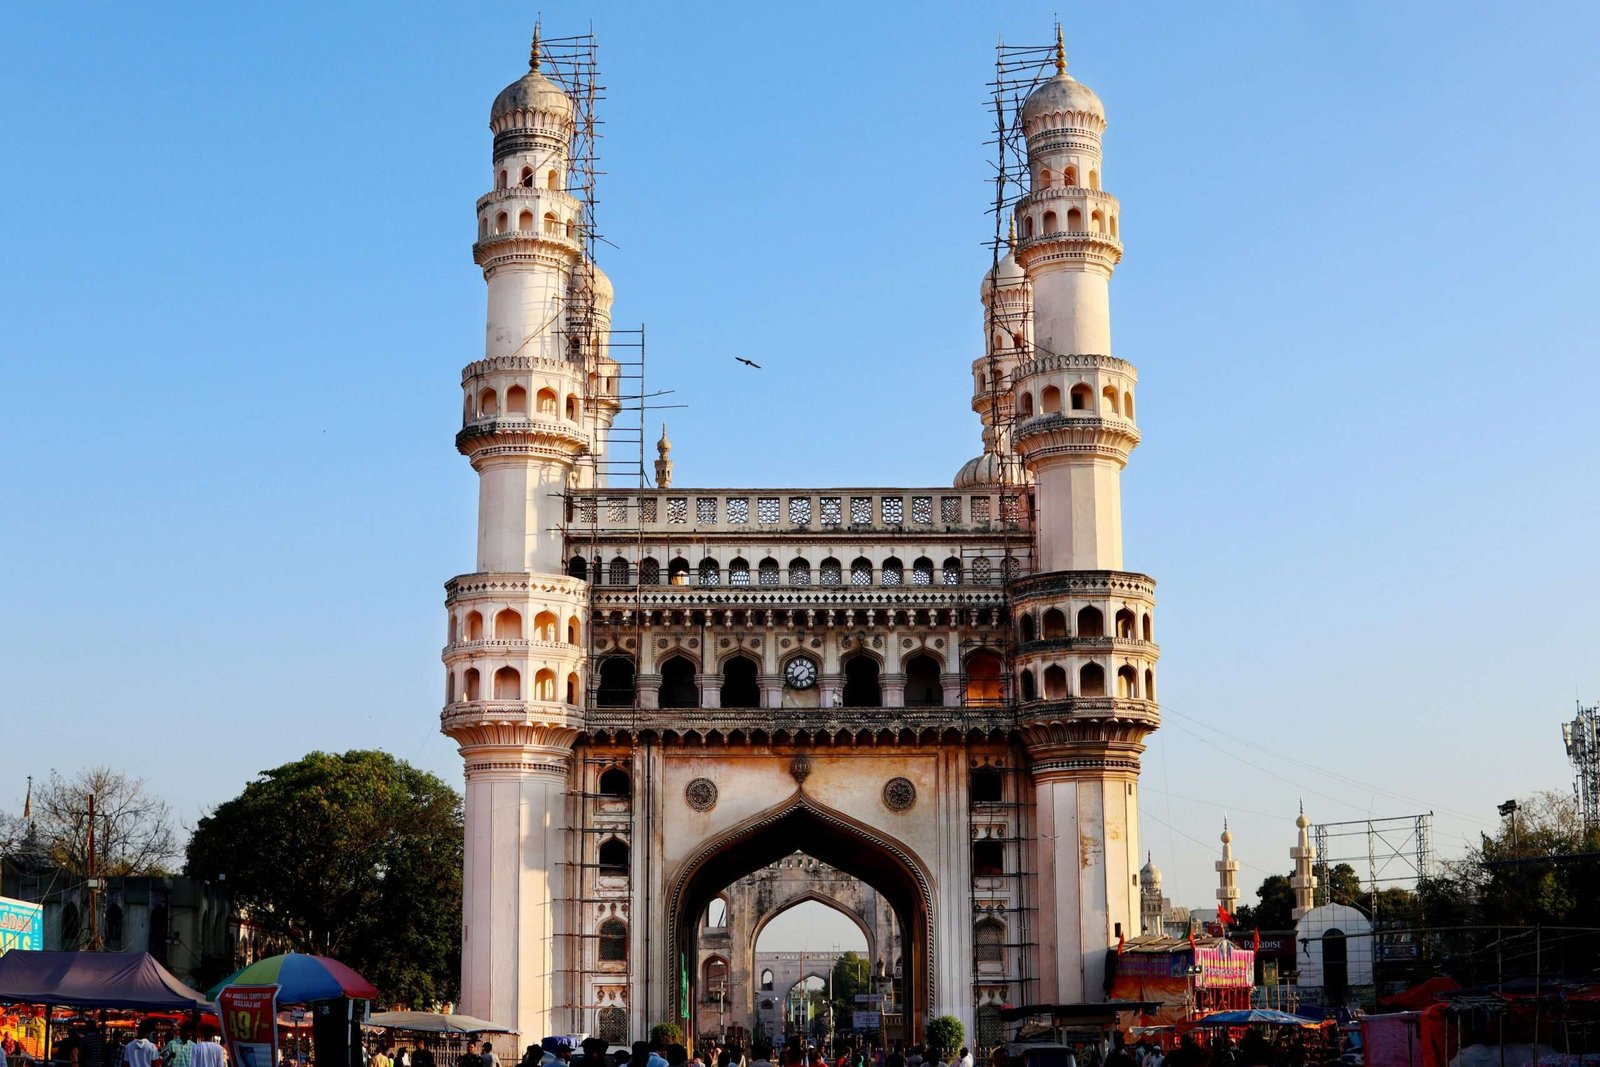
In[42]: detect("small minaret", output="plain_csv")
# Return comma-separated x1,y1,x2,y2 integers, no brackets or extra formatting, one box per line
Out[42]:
1290,804,1318,920
1139,852,1164,936
956,218,1034,488
1216,819,1240,919
654,423,673,488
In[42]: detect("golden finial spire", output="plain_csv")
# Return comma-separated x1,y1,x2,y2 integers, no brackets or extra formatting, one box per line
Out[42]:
530,23,542,72
1054,24,1067,75
1007,216,1016,250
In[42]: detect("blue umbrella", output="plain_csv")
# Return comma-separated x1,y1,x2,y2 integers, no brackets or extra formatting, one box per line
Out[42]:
1194,1009,1319,1028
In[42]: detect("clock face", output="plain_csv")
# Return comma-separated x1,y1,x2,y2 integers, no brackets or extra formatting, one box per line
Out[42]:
784,657,818,690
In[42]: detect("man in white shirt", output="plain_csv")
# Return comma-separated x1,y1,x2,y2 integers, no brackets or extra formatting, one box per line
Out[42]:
959,1050,973,1067
124,1030,160,1067
190,1031,225,1067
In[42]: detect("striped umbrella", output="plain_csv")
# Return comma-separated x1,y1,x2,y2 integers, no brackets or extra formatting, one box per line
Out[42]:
208,953,378,1003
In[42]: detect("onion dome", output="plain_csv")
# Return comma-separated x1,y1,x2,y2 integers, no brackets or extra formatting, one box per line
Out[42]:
1022,28,1104,125
981,220,1028,298
491,27,575,126
955,451,1032,489
1140,853,1162,885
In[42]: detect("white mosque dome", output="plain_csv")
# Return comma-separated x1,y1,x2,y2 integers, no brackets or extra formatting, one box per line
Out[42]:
981,250,1027,298
1022,71,1105,125
492,67,574,125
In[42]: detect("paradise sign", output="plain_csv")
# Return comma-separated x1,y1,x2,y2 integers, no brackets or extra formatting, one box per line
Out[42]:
219,984,280,1067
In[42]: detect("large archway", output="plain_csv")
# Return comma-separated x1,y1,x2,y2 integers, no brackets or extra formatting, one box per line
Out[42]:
668,794,935,1043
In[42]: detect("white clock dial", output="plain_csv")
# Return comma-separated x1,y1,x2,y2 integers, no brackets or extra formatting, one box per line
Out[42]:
784,657,817,690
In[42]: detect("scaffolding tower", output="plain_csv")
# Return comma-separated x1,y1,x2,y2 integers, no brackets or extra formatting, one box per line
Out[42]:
1309,814,1432,916
1563,702,1600,834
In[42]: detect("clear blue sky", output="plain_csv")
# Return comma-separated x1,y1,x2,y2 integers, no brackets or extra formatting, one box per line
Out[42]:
3,3,1599,936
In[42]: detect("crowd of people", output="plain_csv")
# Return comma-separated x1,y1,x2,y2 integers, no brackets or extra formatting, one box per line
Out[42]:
0,1020,233,1067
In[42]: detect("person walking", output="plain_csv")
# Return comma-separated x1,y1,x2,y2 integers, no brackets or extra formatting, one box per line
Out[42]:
123,1028,159,1067
190,1030,225,1067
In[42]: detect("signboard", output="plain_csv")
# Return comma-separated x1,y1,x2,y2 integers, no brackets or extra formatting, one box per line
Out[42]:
219,984,280,1067
851,1012,881,1031
1194,941,1255,990
854,994,885,1004
0,897,44,954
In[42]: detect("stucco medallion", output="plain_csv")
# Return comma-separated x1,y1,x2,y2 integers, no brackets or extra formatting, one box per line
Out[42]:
789,755,812,785
685,778,718,812
882,777,917,811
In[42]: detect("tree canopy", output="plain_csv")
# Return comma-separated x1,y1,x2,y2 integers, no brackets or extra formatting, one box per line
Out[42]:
186,750,462,1008
2,767,178,876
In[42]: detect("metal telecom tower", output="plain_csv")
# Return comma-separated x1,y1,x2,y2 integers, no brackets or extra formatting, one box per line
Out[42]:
1562,702,1600,833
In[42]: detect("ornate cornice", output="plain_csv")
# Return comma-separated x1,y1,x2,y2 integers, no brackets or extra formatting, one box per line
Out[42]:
455,418,588,463
1010,569,1156,599
473,232,582,273
582,706,1015,745
447,572,590,599
1015,352,1137,381
461,354,583,380
1015,230,1122,275
1014,413,1139,463
441,703,582,751
1015,636,1160,659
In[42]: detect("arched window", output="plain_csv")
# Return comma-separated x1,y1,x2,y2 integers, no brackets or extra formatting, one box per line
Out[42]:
599,767,630,797
495,211,508,234
1042,608,1067,639
597,657,636,707
841,654,881,708
1324,929,1349,998
668,556,690,584
640,557,661,585
1070,383,1092,410
518,209,534,232
1043,210,1059,233
494,666,521,700
699,558,721,586
1091,210,1104,233
1066,207,1083,231
1145,668,1155,700
446,671,456,703
1022,214,1035,239
598,837,630,876
1117,665,1139,698
942,557,962,586
598,919,628,962
975,918,1003,964
1080,662,1107,697
965,650,1004,707
761,969,775,991
1077,605,1104,637
478,388,498,417
911,557,935,586
505,384,528,414
1142,612,1152,641
547,169,559,190
819,557,842,586
1043,665,1067,700
1041,385,1062,413
904,653,943,707
519,165,534,187
463,667,481,701
704,956,729,998
497,169,508,190
1038,167,1053,189
105,903,124,950
882,557,904,586
609,556,630,586
537,387,558,414
972,556,993,584
1115,608,1136,639
478,215,489,238
565,395,580,422
720,655,760,708
1020,668,1037,702
532,610,557,641
543,211,558,235
728,557,751,586
495,608,523,639
566,671,579,704
971,766,1003,803
568,555,589,580
1019,614,1037,642
1110,214,1120,238
535,667,558,701
596,1006,627,1045
1065,165,1078,186
1089,168,1100,191
1102,385,1120,415
1019,391,1035,417
706,897,729,928
465,611,484,641
850,557,873,586
565,218,576,239
758,557,780,586
789,557,811,586
659,656,698,709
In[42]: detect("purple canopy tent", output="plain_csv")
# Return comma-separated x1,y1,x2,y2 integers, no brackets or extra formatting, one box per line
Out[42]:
0,951,213,1010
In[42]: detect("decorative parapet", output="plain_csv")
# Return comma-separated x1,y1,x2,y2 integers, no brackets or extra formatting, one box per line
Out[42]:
582,705,1017,742
1009,570,1156,600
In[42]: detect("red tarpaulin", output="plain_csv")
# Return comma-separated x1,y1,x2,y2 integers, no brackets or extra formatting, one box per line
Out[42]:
0,951,213,1011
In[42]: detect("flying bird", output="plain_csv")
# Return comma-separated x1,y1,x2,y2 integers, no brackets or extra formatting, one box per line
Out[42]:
735,357,762,369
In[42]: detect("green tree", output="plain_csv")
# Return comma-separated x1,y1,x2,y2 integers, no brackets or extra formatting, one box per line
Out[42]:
925,1016,964,1065
20,767,178,876
186,750,462,1009
1317,862,1364,908
830,950,872,1029
650,1022,684,1046
1234,874,1294,930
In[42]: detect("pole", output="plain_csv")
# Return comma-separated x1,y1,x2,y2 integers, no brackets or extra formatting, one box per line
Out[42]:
86,792,101,950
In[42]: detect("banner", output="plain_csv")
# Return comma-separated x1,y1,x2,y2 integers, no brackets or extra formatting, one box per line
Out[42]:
1195,942,1255,989
0,897,44,954
851,1012,881,1031
219,984,280,1067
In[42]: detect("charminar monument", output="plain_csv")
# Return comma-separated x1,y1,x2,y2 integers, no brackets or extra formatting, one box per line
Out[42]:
439,24,1159,1050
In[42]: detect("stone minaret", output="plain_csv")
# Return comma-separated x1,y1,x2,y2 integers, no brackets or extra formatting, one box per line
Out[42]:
441,27,607,1043
654,423,673,488
1216,820,1240,919
1012,27,1159,1001
956,220,1034,488
1139,853,1165,936
1291,805,1318,920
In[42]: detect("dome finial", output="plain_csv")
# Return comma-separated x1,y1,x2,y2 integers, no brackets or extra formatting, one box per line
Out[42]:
1007,216,1016,250
530,22,542,72
1054,24,1067,75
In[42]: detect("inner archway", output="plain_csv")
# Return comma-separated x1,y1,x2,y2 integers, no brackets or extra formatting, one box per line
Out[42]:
669,795,933,1046
753,897,873,1047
